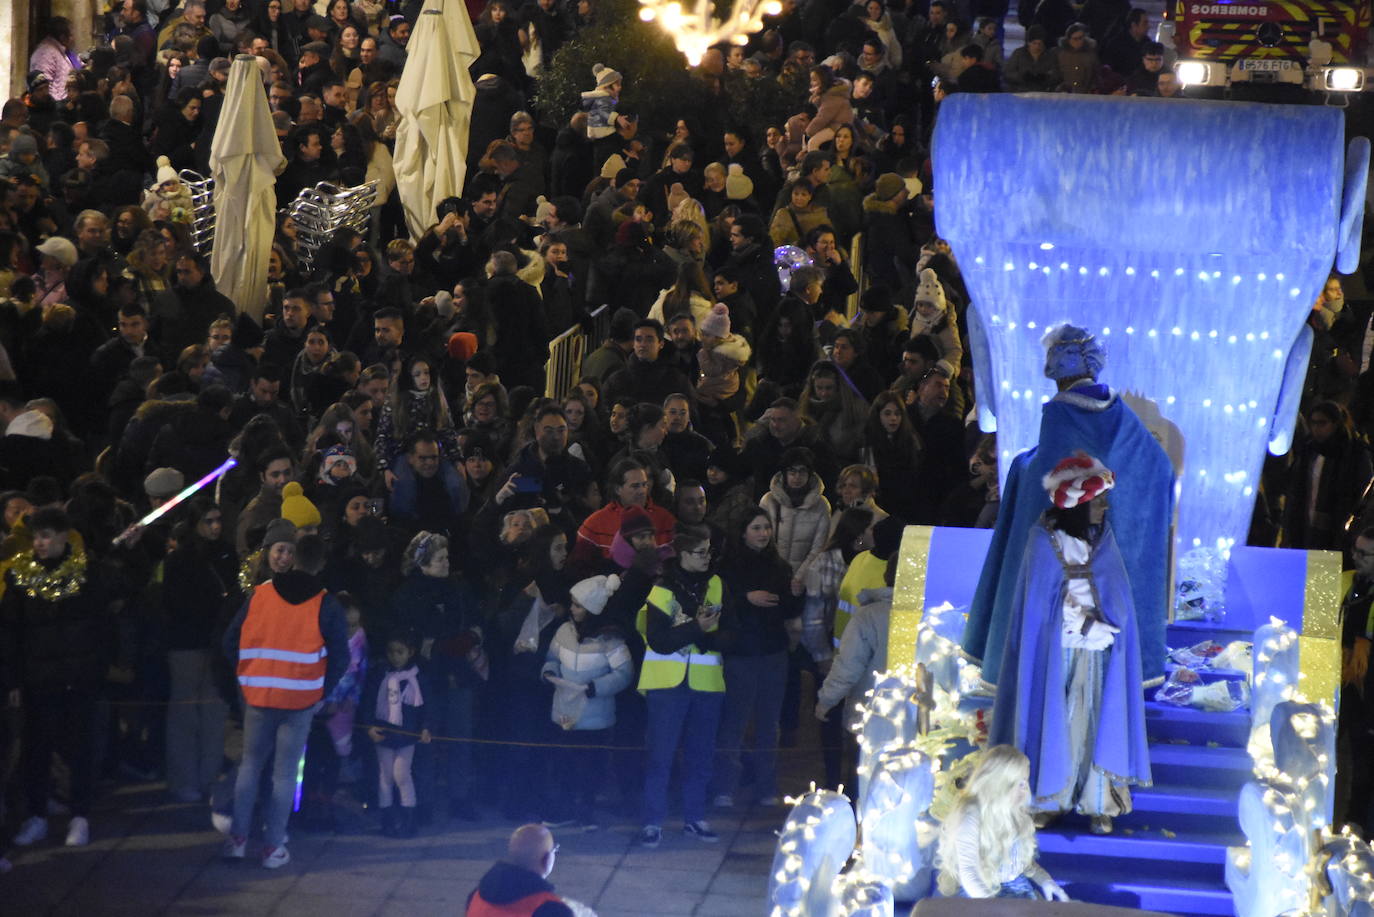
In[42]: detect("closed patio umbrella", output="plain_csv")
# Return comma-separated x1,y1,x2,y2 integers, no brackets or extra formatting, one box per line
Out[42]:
393,0,480,241
209,55,285,322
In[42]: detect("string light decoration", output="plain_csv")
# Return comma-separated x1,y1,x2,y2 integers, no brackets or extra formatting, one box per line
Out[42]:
857,745,938,901
636,0,782,65
768,786,857,917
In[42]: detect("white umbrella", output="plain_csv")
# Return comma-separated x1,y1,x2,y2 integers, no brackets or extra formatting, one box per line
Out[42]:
209,55,285,322
393,0,479,241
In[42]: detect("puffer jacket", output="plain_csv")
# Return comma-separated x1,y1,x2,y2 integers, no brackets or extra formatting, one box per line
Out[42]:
805,80,854,141
1056,36,1101,93
696,333,753,404
817,586,891,731
541,620,634,730
760,472,832,580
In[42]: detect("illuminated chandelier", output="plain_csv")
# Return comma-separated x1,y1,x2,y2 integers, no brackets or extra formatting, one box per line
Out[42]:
637,0,783,65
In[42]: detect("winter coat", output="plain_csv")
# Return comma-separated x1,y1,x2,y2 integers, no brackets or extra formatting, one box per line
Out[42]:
391,572,485,689
1055,35,1101,92
760,471,833,580
697,333,752,404
817,586,891,731
717,544,802,657
541,620,634,730
805,81,855,141
601,355,695,414
0,544,112,690
769,202,834,249
1004,45,1060,91
908,308,964,377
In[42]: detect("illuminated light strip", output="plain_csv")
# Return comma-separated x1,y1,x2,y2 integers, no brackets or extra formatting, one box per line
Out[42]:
1300,548,1343,709
887,526,933,671
113,457,238,544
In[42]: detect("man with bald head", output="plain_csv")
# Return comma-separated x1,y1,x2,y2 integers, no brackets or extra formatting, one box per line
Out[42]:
466,824,573,916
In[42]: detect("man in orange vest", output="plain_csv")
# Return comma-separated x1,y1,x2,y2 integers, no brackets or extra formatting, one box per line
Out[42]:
466,824,574,917
221,530,349,868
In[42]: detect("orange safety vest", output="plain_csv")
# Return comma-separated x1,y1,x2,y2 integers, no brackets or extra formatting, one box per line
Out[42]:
236,582,328,709
466,890,563,917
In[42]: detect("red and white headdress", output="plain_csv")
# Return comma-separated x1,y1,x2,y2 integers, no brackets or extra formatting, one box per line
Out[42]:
1042,452,1114,509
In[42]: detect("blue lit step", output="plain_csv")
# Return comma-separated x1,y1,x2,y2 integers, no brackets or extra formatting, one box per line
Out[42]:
1146,700,1251,747
1129,782,1238,820
1148,742,1253,789
1040,854,1233,916
1037,822,1241,865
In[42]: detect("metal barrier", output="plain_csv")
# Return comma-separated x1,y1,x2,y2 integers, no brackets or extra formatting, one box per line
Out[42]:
180,170,216,255
543,304,610,399
288,180,380,273
846,231,864,321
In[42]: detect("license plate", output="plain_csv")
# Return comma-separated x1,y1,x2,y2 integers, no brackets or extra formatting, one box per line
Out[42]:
1238,58,1299,71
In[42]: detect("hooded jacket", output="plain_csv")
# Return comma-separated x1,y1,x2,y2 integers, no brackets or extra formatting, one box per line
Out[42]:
466,861,572,916
760,470,833,579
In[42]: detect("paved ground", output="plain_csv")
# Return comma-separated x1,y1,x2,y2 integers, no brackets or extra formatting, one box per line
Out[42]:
3,784,787,915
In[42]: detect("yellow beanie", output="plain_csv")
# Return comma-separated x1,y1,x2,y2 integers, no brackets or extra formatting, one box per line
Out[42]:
280,481,321,529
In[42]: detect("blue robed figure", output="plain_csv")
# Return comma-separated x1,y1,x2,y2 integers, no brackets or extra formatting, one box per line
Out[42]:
990,453,1152,833
962,325,1174,687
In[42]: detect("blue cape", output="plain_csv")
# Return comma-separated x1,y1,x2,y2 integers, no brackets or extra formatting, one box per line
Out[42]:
990,521,1153,796
962,388,1174,685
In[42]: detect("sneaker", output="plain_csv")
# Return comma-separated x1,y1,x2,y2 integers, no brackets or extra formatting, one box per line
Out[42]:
262,845,291,869
211,811,233,835
638,825,662,848
13,816,48,846
222,834,247,861
683,820,719,843
712,794,734,808
64,816,89,847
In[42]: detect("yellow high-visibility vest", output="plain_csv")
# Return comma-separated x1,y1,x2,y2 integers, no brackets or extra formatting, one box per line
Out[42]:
636,577,726,693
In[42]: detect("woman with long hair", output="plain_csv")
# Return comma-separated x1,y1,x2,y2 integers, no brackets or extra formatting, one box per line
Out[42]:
112,206,153,257
123,229,174,311
306,401,378,483
253,0,292,61
710,508,802,809
361,81,399,144
824,124,866,243
864,391,922,521
374,354,461,487
648,260,713,327
799,360,869,467
935,745,1068,899
331,23,364,81
755,293,820,397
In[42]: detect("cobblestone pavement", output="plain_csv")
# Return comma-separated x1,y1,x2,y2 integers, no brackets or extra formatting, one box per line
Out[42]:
3,784,790,916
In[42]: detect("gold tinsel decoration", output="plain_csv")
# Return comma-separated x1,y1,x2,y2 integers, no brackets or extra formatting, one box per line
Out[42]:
9,548,88,601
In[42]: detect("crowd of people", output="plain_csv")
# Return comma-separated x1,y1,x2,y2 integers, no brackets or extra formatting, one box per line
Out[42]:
0,0,1361,879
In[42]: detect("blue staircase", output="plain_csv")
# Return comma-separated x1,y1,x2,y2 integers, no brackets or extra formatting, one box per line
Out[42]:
1035,619,1253,917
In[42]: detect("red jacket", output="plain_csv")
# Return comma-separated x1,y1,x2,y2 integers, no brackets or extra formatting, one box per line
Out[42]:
569,500,676,574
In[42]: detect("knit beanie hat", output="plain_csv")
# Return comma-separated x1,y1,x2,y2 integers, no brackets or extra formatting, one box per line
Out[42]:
534,195,555,226
601,153,629,179
9,133,38,157
434,290,455,319
6,409,53,440
912,268,946,313
280,481,322,528
725,164,754,201
260,518,298,551
155,154,179,186
320,445,358,480
448,331,479,362
571,573,621,615
144,466,185,499
873,172,905,202
700,302,731,339
592,63,622,89
620,505,654,539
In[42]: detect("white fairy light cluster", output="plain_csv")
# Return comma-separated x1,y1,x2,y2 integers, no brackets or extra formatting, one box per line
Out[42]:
636,0,782,65
1226,618,1369,916
769,606,984,915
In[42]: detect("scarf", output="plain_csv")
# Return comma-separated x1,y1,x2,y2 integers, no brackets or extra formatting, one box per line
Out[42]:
376,664,423,727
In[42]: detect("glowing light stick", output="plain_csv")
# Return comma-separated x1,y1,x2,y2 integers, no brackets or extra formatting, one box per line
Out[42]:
112,457,238,545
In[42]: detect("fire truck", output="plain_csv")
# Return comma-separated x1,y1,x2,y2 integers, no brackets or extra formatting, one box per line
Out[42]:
1159,0,1374,95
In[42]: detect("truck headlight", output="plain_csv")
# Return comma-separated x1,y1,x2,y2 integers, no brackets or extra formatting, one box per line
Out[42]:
1324,67,1364,91
1176,61,1209,86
